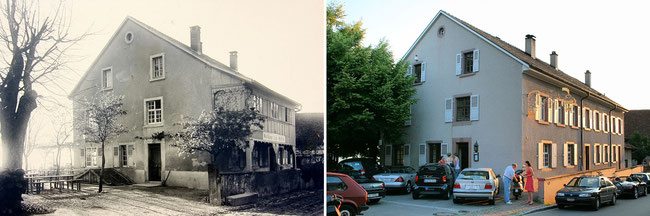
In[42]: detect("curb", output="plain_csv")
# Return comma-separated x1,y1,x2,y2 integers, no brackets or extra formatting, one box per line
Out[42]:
521,204,557,215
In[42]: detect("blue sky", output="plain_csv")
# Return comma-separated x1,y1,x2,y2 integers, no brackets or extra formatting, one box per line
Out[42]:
329,0,650,110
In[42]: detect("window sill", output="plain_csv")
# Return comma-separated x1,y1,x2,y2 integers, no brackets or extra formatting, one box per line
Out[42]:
412,82,424,86
102,87,113,91
604,131,609,134
144,123,164,128
452,121,471,126
584,128,592,131
571,126,580,130
458,72,477,78
594,129,601,133
150,77,166,82
595,163,601,166
556,123,566,128
564,165,576,168
540,168,552,171
537,120,550,125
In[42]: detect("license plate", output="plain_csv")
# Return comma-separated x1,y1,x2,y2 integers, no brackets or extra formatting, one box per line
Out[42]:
368,193,379,198
468,185,479,190
424,179,436,183
567,198,575,202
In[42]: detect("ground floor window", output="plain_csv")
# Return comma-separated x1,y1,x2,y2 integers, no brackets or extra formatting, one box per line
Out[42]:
543,144,551,168
226,148,246,171
85,147,98,167
567,144,575,166
393,145,404,166
253,142,270,168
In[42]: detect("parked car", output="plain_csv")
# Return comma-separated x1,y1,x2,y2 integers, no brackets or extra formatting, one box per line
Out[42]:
330,162,387,204
327,194,343,216
631,173,650,194
452,168,500,205
412,163,455,200
555,176,617,210
327,172,370,216
373,166,417,193
610,176,647,199
338,158,383,179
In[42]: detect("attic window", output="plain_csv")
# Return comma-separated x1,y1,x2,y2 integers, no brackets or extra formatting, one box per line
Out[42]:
437,27,445,38
125,32,134,44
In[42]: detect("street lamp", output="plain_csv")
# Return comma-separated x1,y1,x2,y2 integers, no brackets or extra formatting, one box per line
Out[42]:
473,141,479,162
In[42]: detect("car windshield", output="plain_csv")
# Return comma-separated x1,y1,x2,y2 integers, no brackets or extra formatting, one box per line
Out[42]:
566,177,599,187
458,171,489,180
419,165,445,175
341,161,363,171
632,174,649,181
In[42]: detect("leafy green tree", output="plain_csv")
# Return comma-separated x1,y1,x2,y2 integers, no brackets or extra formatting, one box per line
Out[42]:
327,3,417,166
628,132,650,165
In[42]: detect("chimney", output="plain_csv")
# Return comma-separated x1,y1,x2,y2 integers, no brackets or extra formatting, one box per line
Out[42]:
230,51,238,71
550,51,558,69
585,70,591,87
525,34,536,59
190,26,202,54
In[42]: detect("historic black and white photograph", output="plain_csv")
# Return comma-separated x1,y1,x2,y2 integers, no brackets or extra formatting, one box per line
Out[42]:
0,0,324,215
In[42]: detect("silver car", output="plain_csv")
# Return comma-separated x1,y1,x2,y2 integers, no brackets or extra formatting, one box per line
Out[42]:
373,166,417,193
452,168,500,205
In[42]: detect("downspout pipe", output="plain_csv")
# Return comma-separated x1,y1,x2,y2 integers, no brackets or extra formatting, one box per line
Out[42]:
579,92,591,171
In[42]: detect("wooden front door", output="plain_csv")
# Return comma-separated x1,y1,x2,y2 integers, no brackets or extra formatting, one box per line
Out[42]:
148,144,161,181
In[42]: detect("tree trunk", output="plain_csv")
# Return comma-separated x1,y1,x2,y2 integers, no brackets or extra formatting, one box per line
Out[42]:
55,146,62,175
208,155,222,205
98,142,105,193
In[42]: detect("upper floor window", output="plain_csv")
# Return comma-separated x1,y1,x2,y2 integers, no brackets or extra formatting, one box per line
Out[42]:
456,96,470,122
557,100,565,125
463,52,473,74
540,96,549,122
145,98,163,124
456,50,480,76
584,108,592,129
594,111,601,131
102,67,113,90
572,105,580,127
150,53,165,80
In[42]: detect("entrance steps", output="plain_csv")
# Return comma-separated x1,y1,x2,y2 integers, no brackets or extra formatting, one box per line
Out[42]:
226,192,259,206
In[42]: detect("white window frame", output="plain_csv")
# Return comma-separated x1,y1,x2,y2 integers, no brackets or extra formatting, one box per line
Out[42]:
144,96,164,126
101,66,113,90
150,53,165,81
543,143,551,168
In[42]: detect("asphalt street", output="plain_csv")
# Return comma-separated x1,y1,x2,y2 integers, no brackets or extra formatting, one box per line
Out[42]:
530,193,650,215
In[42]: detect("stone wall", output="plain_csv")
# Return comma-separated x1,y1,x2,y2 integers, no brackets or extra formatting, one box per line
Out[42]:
220,169,301,199
536,165,644,204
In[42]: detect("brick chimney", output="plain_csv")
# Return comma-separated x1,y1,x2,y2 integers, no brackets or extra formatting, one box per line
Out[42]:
525,34,536,59
190,26,202,54
550,51,558,69
230,51,238,71
585,70,591,87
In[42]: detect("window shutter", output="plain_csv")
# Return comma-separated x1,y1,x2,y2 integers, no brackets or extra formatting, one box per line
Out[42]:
562,143,569,166
568,105,573,126
538,142,544,169
408,65,413,77
599,145,603,163
455,53,462,75
419,143,426,166
421,62,426,82
535,94,541,121
551,143,557,168
80,148,85,157
547,99,553,122
576,106,581,128
594,145,598,164
472,49,480,72
573,144,579,166
590,110,594,129
554,99,559,123
582,108,586,128
114,147,118,156
470,95,479,121
405,105,412,126
441,143,448,156
445,98,453,123
564,104,568,125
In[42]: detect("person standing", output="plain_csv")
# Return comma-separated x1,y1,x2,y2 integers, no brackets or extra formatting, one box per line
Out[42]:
522,161,536,205
445,153,453,166
437,156,445,164
453,153,461,179
502,163,517,204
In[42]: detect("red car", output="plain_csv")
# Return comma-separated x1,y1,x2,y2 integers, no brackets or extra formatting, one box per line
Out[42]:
327,172,370,216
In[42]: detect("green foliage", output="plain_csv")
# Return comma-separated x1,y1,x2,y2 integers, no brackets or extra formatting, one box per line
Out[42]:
628,132,650,164
295,113,324,151
327,3,417,160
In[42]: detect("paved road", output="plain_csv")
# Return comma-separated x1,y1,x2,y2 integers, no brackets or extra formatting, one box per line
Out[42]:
363,191,542,216
530,193,650,215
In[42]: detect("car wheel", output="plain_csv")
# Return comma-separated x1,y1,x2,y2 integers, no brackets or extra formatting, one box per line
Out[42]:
593,196,600,211
405,182,412,194
453,198,460,204
633,188,639,199
488,197,495,205
340,204,356,216
412,191,419,199
611,193,616,205
557,204,565,209
442,189,451,200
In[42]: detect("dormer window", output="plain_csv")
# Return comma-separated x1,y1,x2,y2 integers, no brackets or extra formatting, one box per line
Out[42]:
150,53,165,81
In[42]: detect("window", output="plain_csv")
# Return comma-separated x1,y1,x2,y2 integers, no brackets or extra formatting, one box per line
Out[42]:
124,32,134,44
327,176,347,192
145,98,163,124
543,143,551,168
413,63,422,83
253,143,269,168
456,96,470,122
120,145,128,167
595,144,601,164
102,67,112,89
394,145,404,165
404,145,410,156
150,53,165,80
603,113,609,133
386,146,392,156
86,147,98,167
595,111,601,131
463,52,473,74
540,96,549,122
572,105,579,127
437,27,445,37
419,144,426,155
557,100,565,125
585,108,591,129
567,144,575,166
604,145,609,163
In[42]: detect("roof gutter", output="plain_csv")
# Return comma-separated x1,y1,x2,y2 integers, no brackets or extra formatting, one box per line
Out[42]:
579,92,590,172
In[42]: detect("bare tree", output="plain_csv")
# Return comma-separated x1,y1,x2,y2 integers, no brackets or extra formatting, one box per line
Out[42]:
23,115,42,171
51,108,71,175
0,0,87,170
75,92,126,193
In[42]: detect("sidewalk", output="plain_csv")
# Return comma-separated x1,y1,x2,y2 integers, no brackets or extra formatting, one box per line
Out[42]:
462,197,548,216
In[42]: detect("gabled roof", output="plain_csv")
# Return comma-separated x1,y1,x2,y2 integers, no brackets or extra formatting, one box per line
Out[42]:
69,16,299,107
403,10,626,111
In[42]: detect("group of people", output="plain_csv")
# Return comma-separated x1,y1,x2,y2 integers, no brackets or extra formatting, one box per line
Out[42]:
503,161,536,205
438,153,461,178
